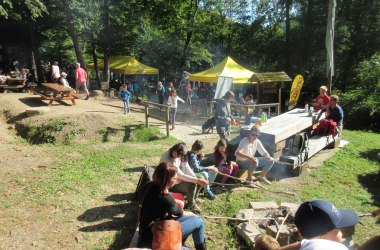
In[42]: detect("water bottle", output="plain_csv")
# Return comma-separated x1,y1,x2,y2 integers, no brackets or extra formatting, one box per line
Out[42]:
261,112,267,123
304,104,309,113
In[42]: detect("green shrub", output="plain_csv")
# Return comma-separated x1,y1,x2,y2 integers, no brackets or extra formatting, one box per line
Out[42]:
27,119,73,144
339,54,380,131
129,125,164,142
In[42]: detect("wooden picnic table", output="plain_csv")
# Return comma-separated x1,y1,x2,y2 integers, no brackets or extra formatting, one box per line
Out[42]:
0,78,27,92
235,108,326,159
31,83,80,106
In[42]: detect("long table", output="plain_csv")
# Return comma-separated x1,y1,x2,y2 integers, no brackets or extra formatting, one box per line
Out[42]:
238,108,325,159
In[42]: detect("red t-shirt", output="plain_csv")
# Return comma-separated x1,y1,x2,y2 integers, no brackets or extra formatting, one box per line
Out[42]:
314,95,330,110
75,67,87,84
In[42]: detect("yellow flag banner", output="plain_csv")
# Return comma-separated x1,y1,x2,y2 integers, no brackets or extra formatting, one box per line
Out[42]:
288,74,304,110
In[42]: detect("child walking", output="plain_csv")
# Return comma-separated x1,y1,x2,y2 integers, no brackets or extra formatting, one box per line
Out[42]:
213,139,239,185
167,90,185,129
120,84,130,114
187,140,218,199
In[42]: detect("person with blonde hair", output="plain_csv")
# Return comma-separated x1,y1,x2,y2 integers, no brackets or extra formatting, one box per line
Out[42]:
313,85,330,111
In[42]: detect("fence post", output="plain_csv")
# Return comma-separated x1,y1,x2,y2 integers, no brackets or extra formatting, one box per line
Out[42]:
166,106,170,137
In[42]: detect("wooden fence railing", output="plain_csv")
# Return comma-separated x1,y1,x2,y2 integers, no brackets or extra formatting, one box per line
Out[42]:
143,101,170,137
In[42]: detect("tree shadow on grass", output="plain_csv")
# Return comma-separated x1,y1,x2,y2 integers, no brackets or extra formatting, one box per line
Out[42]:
101,126,132,142
358,148,380,208
357,172,380,207
77,192,137,249
359,149,380,162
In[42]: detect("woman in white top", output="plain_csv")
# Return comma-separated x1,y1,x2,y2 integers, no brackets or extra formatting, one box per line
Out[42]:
159,143,207,214
167,90,185,129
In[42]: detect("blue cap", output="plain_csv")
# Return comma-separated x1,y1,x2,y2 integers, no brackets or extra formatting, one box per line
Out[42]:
294,199,359,238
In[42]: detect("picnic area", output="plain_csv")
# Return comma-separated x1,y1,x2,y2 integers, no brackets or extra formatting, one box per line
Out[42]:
0,92,379,249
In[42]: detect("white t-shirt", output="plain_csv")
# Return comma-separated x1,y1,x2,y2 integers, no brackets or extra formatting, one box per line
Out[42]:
235,137,268,162
159,151,197,184
167,96,185,108
300,239,348,250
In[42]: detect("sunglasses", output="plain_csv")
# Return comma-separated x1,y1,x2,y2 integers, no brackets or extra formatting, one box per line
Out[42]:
250,133,259,137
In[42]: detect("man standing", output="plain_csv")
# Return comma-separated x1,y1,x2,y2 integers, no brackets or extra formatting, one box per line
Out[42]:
75,63,90,100
235,125,274,184
215,91,235,140
185,80,192,109
51,61,60,83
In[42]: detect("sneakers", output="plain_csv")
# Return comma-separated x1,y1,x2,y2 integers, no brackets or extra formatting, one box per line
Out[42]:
84,96,90,100
189,203,202,214
258,176,272,185
206,190,216,200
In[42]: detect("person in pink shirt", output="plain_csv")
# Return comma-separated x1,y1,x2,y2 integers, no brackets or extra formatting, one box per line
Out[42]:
75,62,90,100
313,85,330,111
51,61,60,83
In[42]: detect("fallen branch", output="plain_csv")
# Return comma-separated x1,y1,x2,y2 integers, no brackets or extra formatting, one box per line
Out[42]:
202,215,276,222
213,172,296,196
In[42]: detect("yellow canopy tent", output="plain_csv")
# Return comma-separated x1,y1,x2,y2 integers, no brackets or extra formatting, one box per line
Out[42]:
188,56,255,84
87,56,159,75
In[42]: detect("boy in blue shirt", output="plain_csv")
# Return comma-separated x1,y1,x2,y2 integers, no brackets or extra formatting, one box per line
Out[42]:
120,84,130,114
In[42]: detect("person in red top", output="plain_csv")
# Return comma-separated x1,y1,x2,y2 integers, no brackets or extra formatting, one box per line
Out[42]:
313,85,330,111
75,62,90,100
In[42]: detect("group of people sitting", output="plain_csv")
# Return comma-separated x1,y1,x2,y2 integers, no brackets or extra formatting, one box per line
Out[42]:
137,151,378,250
137,124,278,249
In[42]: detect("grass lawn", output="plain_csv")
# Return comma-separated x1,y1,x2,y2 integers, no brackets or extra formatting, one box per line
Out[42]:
1,128,379,249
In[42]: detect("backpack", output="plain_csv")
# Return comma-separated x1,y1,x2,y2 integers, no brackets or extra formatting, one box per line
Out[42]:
316,119,337,137
134,165,155,200
291,132,309,163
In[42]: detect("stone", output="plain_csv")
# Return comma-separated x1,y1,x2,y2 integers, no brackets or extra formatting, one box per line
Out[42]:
91,90,104,99
250,201,278,211
236,222,262,247
236,209,254,220
25,107,50,117
279,202,300,218
266,224,289,246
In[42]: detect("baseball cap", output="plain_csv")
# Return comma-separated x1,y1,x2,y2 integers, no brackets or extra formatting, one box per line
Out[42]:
294,199,359,239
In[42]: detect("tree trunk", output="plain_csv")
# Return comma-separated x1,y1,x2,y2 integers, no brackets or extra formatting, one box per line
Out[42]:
26,17,44,83
91,43,101,88
61,0,86,70
302,0,314,64
284,0,292,72
180,0,199,69
102,0,110,84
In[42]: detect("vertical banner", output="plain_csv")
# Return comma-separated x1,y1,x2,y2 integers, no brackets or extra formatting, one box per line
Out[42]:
214,76,233,99
288,74,304,110
326,0,336,77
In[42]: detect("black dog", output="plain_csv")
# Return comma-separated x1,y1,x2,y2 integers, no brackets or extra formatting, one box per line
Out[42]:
202,117,216,134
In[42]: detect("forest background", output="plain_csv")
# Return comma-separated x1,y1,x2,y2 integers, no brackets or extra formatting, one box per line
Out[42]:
0,0,379,130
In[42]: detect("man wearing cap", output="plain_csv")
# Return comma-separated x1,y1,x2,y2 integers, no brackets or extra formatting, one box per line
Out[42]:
278,199,359,250
215,91,236,140
235,125,274,185
57,72,72,89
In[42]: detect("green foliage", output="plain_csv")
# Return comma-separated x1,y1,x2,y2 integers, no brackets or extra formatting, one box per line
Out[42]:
340,54,380,130
128,125,165,142
26,119,73,144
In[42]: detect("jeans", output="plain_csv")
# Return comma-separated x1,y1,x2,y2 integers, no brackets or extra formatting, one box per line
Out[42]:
197,171,217,192
238,157,274,173
123,100,130,113
170,182,196,204
177,216,205,244
171,107,178,126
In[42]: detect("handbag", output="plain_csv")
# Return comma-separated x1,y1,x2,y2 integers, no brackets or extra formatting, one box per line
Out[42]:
137,183,182,250
151,219,182,250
